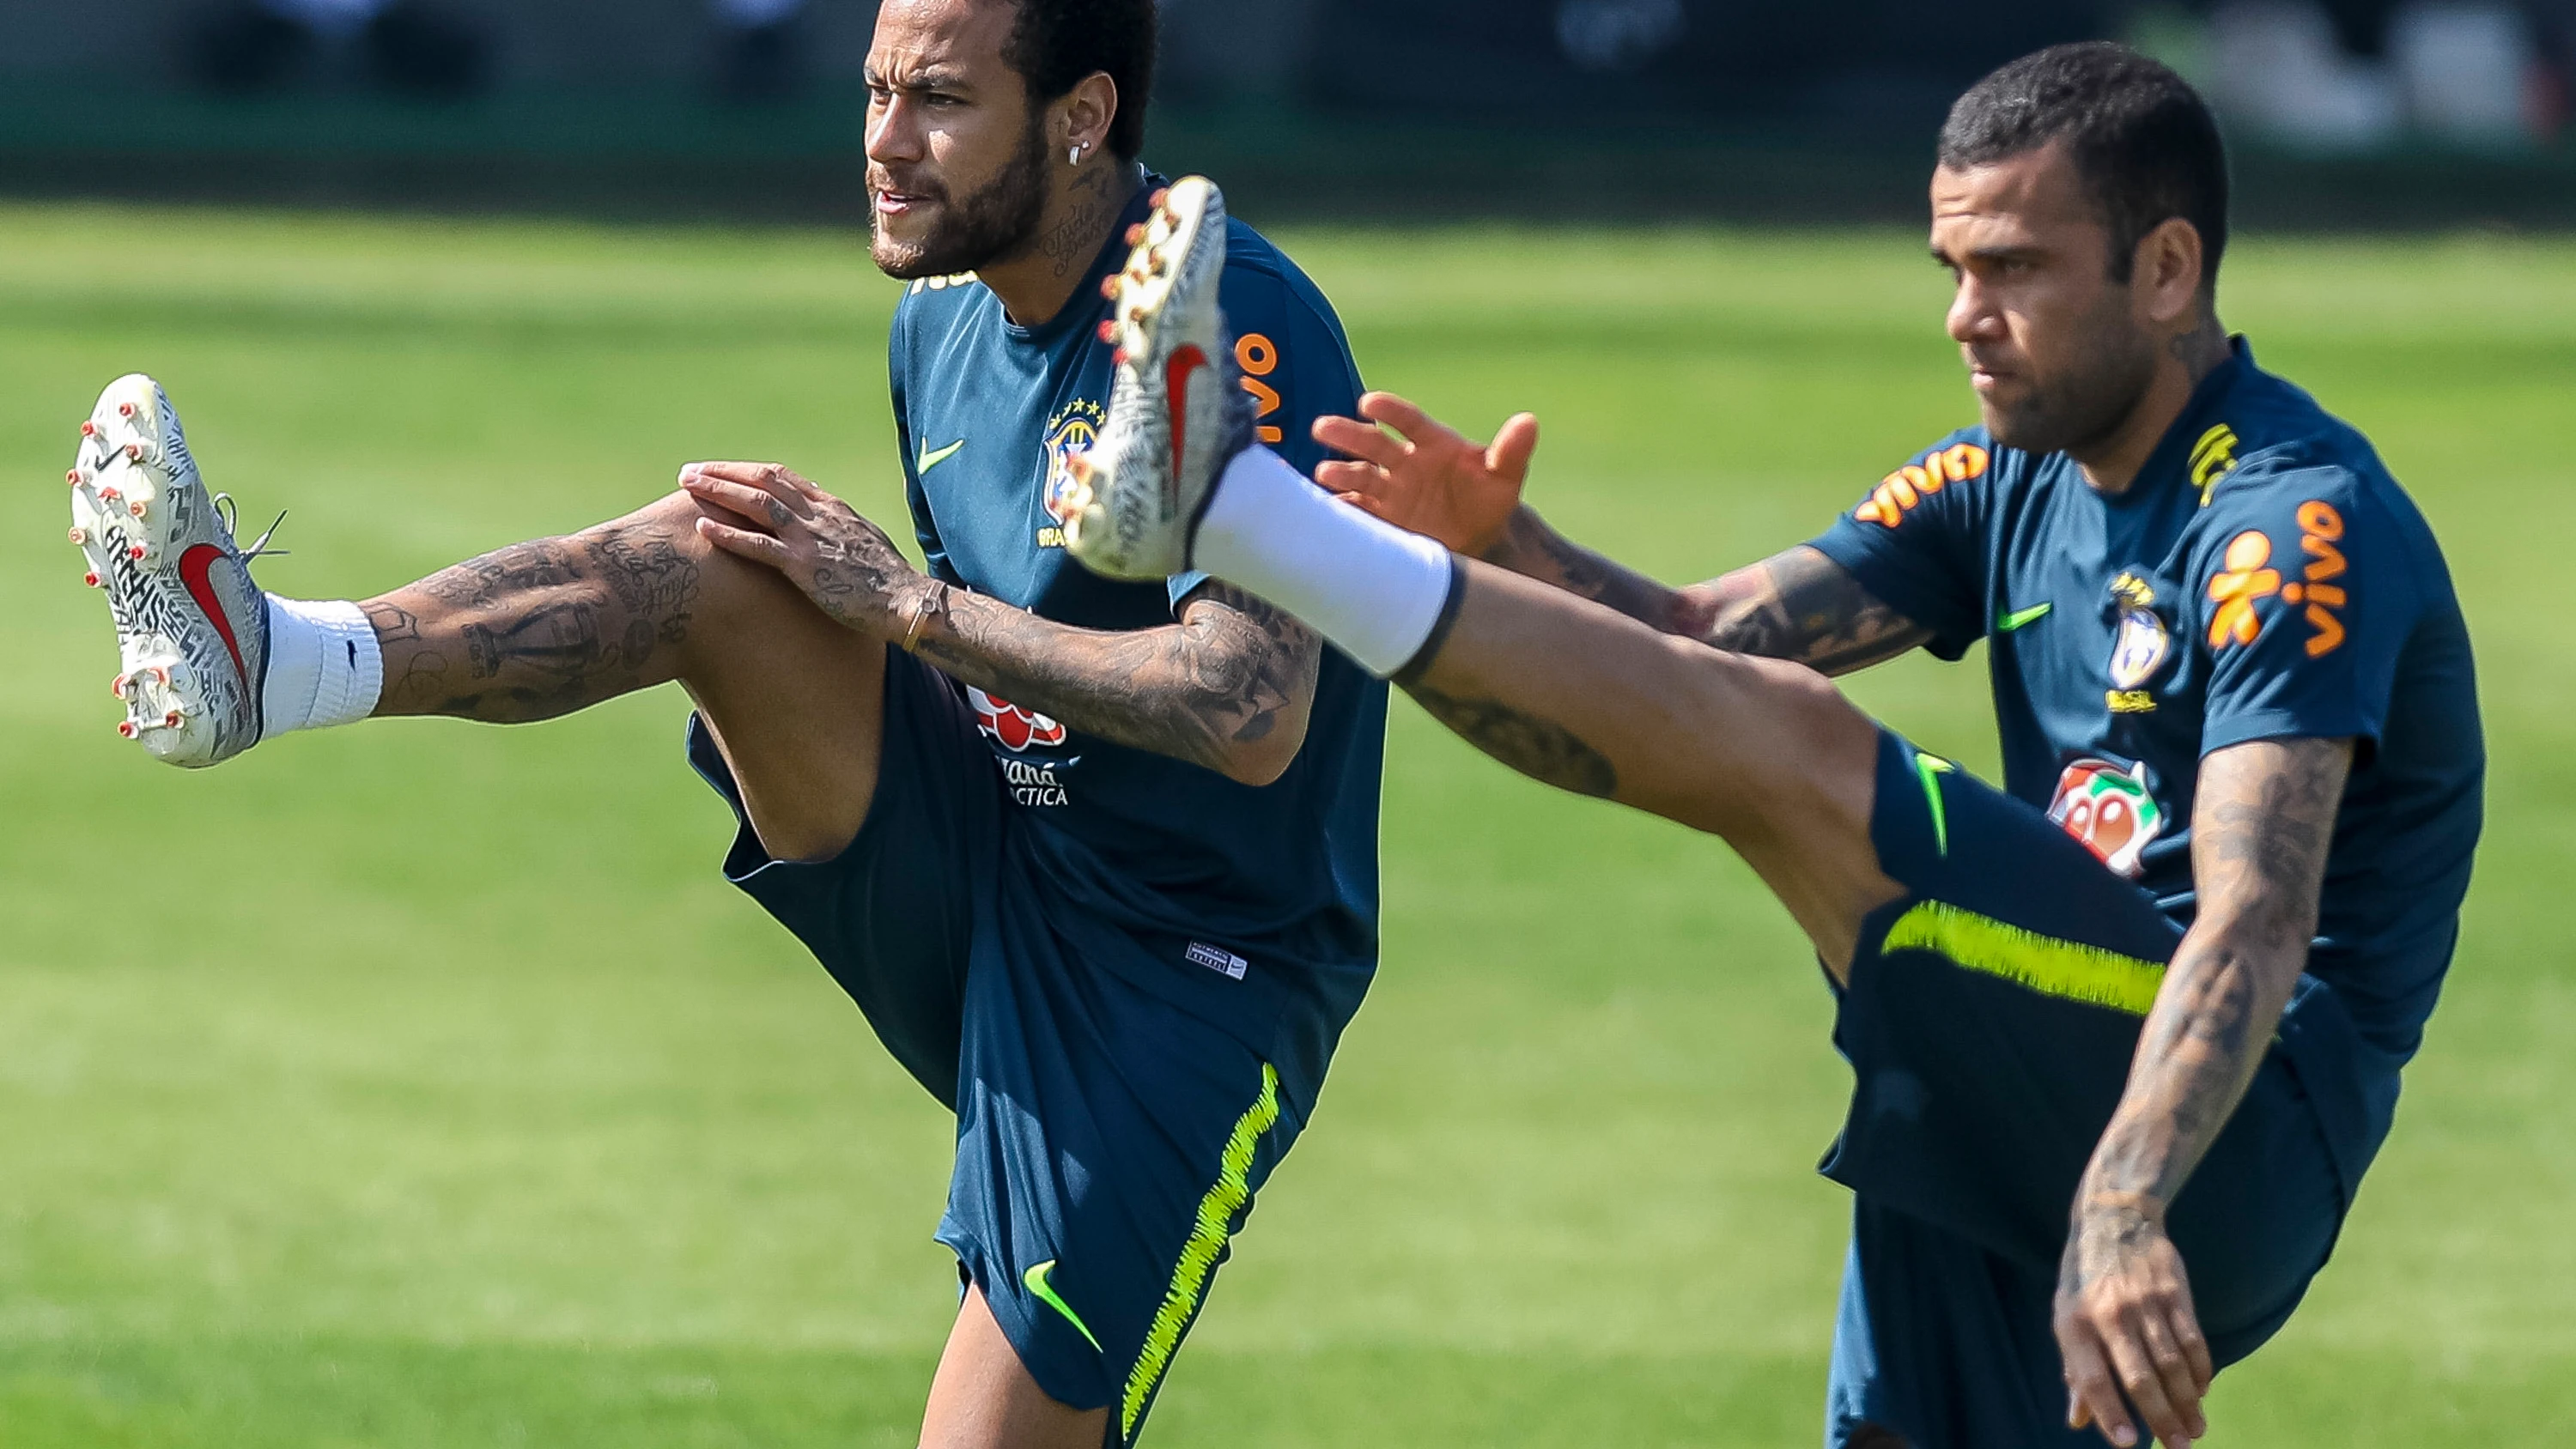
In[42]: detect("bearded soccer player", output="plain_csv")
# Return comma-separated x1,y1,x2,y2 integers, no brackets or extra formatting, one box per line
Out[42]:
64,3,1380,1446
1052,45,2482,1449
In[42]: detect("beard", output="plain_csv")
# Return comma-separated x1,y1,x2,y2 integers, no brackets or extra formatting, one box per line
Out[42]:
870,117,1052,280
1980,297,2161,458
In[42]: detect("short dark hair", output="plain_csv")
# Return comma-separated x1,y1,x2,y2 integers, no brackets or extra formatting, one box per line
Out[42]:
1939,42,2229,290
1002,0,1156,161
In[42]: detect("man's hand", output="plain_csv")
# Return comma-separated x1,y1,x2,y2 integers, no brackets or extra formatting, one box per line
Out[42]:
2056,1199,2212,1448
1311,391,1538,557
680,461,930,638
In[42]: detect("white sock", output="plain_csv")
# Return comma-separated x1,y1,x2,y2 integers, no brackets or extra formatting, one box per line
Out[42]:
1192,446,1457,679
259,597,384,740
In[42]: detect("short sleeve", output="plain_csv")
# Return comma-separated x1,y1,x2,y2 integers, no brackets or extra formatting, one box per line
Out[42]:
1171,234,1367,611
2193,467,2416,756
1804,430,1996,659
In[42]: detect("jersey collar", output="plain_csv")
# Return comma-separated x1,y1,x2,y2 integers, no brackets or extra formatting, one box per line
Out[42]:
2107,334,2253,509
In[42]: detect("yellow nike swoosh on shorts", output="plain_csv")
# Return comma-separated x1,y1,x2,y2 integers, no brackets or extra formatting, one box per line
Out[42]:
1023,1260,1102,1352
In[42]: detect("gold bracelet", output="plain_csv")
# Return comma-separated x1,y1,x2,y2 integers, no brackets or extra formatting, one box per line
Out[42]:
901,580,948,654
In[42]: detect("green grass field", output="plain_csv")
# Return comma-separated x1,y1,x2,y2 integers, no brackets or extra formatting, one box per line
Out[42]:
1,203,2571,1446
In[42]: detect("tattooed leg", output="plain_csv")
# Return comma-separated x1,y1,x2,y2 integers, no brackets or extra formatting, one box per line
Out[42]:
1400,561,1901,970
363,489,890,861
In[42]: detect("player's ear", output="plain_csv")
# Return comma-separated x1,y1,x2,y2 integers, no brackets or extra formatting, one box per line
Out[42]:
2135,217,2205,329
1055,72,1118,166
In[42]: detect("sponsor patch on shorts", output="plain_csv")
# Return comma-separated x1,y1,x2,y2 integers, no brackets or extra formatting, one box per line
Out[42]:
1185,942,1249,979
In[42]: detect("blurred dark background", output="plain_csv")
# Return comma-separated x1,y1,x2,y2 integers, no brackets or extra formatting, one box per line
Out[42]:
3,0,2573,225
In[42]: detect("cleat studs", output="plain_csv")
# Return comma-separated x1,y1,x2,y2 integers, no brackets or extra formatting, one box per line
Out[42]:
1110,347,1127,366
1126,223,1146,246
129,544,146,561
1096,319,1117,343
80,421,96,438
118,402,135,418
1149,188,1170,209
1100,275,1120,299
112,674,130,698
128,501,146,518
163,710,182,728
99,486,119,502
150,665,170,685
83,571,101,588
125,443,143,462
69,527,88,545
67,469,82,485
118,721,137,739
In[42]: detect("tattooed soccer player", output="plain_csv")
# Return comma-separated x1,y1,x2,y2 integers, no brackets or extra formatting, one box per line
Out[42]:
1059,45,2482,1449
64,3,1383,1446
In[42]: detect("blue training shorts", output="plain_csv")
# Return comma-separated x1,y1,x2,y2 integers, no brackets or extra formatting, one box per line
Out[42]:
1818,731,2369,1449
686,647,1303,1445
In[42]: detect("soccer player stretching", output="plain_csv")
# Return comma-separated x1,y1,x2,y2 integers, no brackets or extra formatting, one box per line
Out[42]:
1058,45,2482,1449
64,3,1381,1446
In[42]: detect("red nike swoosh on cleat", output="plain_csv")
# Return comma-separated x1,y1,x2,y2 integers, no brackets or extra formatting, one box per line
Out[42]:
1165,343,1207,491
178,543,250,688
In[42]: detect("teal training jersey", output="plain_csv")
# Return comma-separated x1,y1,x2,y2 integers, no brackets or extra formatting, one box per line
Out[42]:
884,180,1385,1064
1812,341,2484,1080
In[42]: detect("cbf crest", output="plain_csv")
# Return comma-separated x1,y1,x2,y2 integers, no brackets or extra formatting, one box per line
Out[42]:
2103,572,2171,714
1038,398,1105,548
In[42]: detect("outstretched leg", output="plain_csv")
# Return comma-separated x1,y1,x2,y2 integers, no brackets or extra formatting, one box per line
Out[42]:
356,489,886,862
70,374,886,862
1393,557,1899,969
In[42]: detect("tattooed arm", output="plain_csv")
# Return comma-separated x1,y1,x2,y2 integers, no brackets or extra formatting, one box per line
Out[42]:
2054,736,2353,1449
1314,394,1929,673
683,462,1321,785
1491,516,1932,675
914,580,1320,784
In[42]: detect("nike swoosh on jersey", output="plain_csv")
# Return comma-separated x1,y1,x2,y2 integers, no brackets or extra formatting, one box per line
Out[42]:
1996,602,2053,633
919,439,966,472
1023,1260,1103,1352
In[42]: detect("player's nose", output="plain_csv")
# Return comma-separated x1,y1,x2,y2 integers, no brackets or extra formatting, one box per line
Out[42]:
866,103,928,167
1945,279,2004,344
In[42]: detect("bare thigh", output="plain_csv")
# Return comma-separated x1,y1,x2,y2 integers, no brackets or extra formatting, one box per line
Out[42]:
1406,561,1902,972
921,1288,1110,1449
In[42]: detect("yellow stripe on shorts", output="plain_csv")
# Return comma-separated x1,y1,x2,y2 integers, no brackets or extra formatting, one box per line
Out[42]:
1120,1061,1280,1441
1880,900,2166,1016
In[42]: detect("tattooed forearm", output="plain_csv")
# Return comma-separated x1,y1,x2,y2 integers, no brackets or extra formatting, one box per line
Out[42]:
1481,514,1927,676
1479,508,1674,628
368,514,702,724
2073,737,2352,1235
1677,547,1932,676
1403,682,1619,797
911,580,1323,782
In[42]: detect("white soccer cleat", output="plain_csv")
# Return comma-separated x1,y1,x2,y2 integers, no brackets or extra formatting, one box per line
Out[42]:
1060,176,1255,582
69,373,271,767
